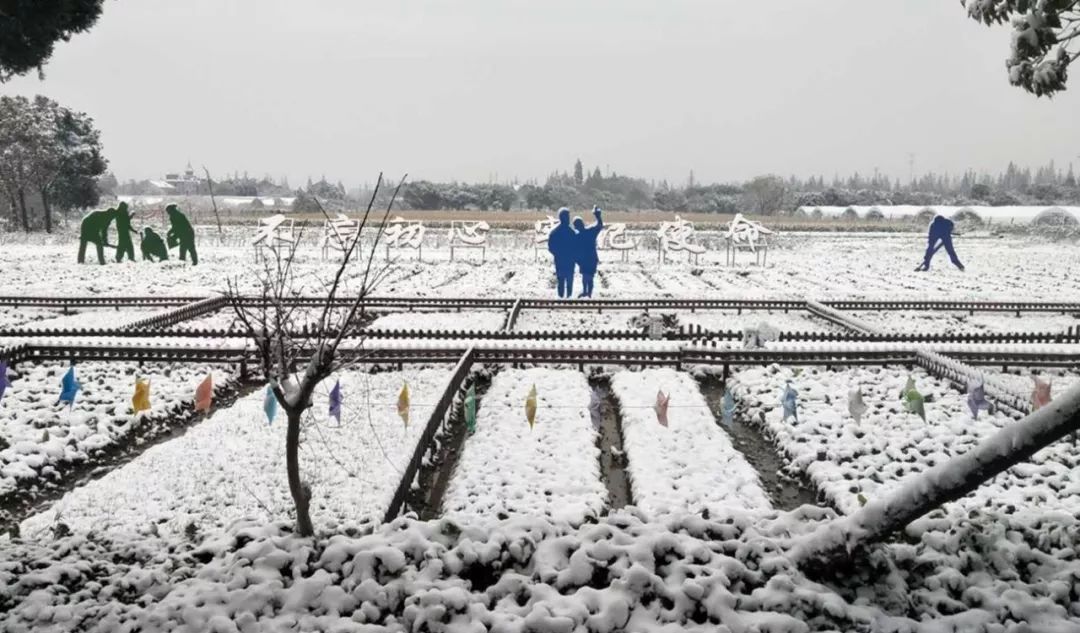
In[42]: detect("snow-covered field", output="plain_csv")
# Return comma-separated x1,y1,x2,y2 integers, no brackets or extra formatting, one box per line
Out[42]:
2,230,1080,631
19,368,449,537
442,368,607,525
1,231,1079,301
611,368,771,517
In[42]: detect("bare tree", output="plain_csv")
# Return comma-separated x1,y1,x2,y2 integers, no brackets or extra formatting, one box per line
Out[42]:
741,175,788,215
224,172,406,537
203,166,223,236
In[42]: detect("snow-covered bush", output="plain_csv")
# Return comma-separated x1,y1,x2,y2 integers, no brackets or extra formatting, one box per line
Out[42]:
914,207,937,225
1032,207,1078,227
952,207,984,226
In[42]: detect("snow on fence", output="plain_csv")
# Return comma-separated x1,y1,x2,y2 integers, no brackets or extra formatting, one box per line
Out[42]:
442,368,606,525
611,368,771,518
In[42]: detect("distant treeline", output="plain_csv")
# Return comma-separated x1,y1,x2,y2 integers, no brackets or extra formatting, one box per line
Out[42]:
112,158,1080,215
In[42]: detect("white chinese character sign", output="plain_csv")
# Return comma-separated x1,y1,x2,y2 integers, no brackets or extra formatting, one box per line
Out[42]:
656,215,707,264
384,216,426,260
450,220,490,261
725,213,774,266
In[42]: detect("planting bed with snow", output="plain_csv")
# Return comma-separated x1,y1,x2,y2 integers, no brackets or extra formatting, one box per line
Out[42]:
443,368,606,525
611,368,771,518
730,364,1080,521
0,361,235,498
991,367,1080,396
19,368,449,538
515,308,837,335
367,309,507,332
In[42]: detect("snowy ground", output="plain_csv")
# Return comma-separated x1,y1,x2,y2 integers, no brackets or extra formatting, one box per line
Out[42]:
19,368,449,538
442,368,607,525
515,308,837,334
368,310,507,331
2,230,1080,631
0,361,235,497
2,231,1079,301
0,306,74,330
852,310,1080,335
611,368,771,518
0,308,157,332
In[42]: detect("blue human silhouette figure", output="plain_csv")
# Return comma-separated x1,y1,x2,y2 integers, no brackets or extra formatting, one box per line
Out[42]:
572,206,604,298
548,207,577,298
916,215,964,271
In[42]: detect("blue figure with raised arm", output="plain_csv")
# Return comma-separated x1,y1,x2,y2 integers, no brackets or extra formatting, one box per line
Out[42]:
572,206,604,298
916,214,964,272
548,207,577,298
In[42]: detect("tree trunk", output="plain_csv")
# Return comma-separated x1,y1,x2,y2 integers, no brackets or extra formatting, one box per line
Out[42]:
16,188,30,232
203,167,223,237
793,381,1080,569
286,409,314,537
5,192,17,225
40,187,52,233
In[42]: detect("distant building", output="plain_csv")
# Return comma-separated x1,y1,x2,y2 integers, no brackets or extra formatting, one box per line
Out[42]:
162,163,203,194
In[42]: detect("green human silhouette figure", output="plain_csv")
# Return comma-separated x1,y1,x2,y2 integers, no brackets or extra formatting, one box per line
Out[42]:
77,208,118,265
165,204,198,265
114,202,137,263
140,227,169,262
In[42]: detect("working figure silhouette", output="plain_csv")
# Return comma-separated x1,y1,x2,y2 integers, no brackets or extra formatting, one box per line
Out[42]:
573,206,604,298
916,214,964,271
548,207,577,298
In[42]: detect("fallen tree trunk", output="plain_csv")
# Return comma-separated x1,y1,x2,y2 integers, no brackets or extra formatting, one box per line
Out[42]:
792,379,1080,569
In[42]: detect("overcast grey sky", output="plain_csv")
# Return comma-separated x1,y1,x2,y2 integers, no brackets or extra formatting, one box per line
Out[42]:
2,0,1078,186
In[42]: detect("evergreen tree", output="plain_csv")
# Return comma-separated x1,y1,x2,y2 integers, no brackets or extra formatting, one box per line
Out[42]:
0,1,106,81
573,159,584,186
963,0,1080,96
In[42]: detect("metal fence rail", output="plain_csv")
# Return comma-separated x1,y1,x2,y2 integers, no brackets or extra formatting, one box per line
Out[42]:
8,322,1079,346
124,296,230,331
0,296,205,309
383,347,475,522
824,300,1080,314
3,294,1077,318
4,340,1078,370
